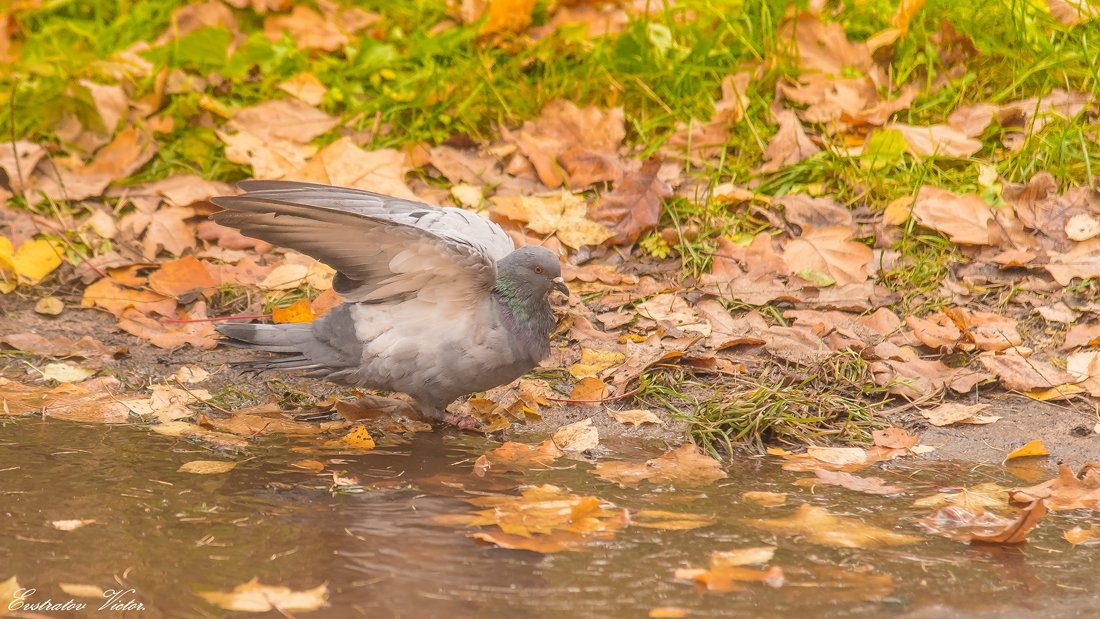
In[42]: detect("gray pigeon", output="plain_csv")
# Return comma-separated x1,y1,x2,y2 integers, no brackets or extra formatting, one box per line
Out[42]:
210,180,567,421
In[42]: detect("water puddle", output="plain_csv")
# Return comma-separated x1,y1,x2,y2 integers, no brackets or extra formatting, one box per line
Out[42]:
1,419,1097,618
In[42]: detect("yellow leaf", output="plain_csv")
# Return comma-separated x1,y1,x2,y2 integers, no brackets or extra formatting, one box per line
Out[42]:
178,460,237,474
323,426,376,451
1003,439,1050,463
272,298,317,323
481,0,536,34
568,348,626,379
199,579,328,612
5,238,65,285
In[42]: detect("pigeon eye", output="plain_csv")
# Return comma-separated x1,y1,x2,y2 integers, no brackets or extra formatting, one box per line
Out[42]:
534,266,544,274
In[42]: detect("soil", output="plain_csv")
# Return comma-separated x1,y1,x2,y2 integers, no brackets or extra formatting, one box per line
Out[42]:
2,291,1097,466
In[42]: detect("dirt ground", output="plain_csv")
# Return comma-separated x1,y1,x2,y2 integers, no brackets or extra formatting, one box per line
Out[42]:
2,291,1096,466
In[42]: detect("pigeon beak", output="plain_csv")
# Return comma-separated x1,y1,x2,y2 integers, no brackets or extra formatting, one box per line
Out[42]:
552,276,569,296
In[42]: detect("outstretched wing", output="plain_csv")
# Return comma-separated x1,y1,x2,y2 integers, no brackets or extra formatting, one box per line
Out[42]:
212,182,514,305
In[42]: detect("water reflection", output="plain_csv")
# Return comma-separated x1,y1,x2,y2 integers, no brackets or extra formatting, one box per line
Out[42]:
0,419,1096,618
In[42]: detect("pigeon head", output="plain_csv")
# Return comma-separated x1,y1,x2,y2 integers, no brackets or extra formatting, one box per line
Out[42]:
496,246,568,299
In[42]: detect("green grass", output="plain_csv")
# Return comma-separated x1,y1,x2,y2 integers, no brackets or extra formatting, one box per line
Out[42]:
638,350,891,457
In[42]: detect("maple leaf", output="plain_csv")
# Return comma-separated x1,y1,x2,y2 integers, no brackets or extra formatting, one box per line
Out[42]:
782,226,873,286
588,158,672,245
911,185,994,245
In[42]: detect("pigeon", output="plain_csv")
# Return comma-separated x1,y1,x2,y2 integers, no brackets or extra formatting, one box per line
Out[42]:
210,180,568,422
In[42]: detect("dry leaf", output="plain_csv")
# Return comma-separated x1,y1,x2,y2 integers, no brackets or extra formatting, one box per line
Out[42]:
607,409,662,426
911,186,993,245
1003,439,1050,463
594,444,727,487
588,158,672,245
552,418,599,452
199,579,329,612
783,226,873,286
178,460,237,474
745,504,922,548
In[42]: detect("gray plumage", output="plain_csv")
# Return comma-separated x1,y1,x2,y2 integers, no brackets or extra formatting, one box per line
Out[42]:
211,180,567,420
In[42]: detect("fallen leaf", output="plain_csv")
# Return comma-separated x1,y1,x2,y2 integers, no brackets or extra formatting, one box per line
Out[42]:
278,72,326,106
911,186,993,245
40,362,95,383
744,504,922,548
630,510,716,530
921,402,999,426
808,469,904,495
886,123,983,157
491,191,613,249
148,255,219,298
212,414,327,436
272,298,317,323
199,579,328,612
0,237,65,286
675,564,784,593
709,546,777,567
178,460,237,474
59,583,106,598
51,519,96,531
288,138,418,200
510,99,625,189
1065,525,1100,545
0,377,133,424
552,418,600,452
783,226,873,286
636,293,712,336
1003,439,1050,463
569,348,626,379
741,491,787,507
321,426,376,451
588,158,672,245
978,351,1075,392
916,500,1047,544
913,483,1012,511
172,364,210,384
756,109,821,173
607,409,663,427
0,332,122,362
594,444,727,487
1009,463,1100,511
34,296,64,315
483,439,563,471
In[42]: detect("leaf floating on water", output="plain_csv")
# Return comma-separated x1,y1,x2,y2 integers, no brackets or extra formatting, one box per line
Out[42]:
1065,525,1100,545
744,504,922,548
674,564,785,593
806,469,904,496
708,546,777,567
741,491,788,507
198,579,328,612
59,583,106,598
594,444,726,488
916,500,1047,544
630,510,716,531
482,439,563,471
913,483,1011,511
322,426,376,451
290,459,326,473
434,484,627,553
178,460,237,474
1002,439,1050,463
1009,463,1100,511
51,519,96,531
648,607,690,618
0,576,21,604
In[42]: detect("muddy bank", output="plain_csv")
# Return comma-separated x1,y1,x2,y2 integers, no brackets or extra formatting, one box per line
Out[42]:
3,292,1096,464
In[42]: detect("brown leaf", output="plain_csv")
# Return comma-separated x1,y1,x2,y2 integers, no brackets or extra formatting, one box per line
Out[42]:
778,194,852,229
675,564,784,593
916,500,1047,544
911,186,993,245
1009,464,1100,511
744,504,922,548
588,158,672,245
810,469,904,495
230,99,338,145
978,351,1076,392
756,109,821,173
0,332,123,363
264,5,352,51
288,138,418,200
0,376,133,423
483,439,564,471
920,402,999,426
594,444,727,487
511,100,625,189
886,123,982,157
210,413,326,436
783,226,873,286
81,277,177,318
117,302,218,350
148,255,219,298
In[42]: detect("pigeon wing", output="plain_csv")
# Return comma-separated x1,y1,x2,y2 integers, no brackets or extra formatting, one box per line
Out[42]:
212,187,508,304
229,180,515,261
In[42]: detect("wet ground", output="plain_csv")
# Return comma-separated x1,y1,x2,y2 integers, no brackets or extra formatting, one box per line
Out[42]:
2,419,1098,619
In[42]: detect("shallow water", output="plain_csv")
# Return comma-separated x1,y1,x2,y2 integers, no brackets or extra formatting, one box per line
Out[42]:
1,419,1097,618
